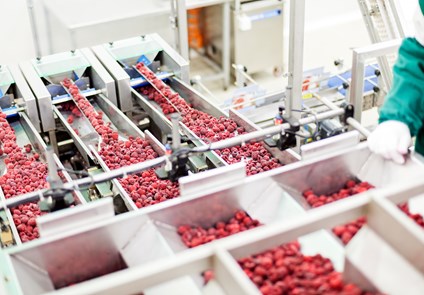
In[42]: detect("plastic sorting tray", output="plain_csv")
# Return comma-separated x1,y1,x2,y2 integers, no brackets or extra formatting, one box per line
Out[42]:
0,202,197,295
255,142,424,246
364,178,424,278
0,112,84,246
226,204,424,295
147,174,310,253
24,178,424,295
264,143,424,209
55,91,167,211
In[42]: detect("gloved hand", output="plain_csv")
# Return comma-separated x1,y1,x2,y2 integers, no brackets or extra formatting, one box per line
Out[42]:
368,120,412,164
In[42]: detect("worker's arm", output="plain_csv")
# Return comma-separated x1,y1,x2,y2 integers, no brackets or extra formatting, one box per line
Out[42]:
378,37,424,135
368,7,424,164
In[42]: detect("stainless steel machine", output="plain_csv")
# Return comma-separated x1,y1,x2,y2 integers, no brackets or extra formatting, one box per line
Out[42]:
1,142,424,294
0,8,422,293
0,65,41,132
205,0,284,75
91,34,189,114
232,0,285,74
19,48,117,145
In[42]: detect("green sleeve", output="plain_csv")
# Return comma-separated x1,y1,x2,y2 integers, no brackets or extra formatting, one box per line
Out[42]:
379,38,424,136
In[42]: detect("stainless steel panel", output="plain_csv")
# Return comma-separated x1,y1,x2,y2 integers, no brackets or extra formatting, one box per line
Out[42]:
89,147,138,211
228,109,258,133
132,88,173,135
148,175,304,254
42,248,212,295
169,78,227,118
368,194,424,274
345,226,424,294
8,65,42,133
10,253,54,295
151,34,190,83
0,188,21,247
259,143,424,209
91,45,132,112
37,198,113,238
145,130,166,156
93,94,145,139
19,61,55,132
233,0,284,73
53,105,97,163
80,48,118,107
213,249,259,295
301,131,361,160
179,162,246,197
4,210,174,295
19,112,47,158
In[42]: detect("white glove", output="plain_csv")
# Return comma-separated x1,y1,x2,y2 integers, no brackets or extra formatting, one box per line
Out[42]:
368,120,412,164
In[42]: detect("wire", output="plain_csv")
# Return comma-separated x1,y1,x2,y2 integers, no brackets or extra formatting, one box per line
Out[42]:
290,108,320,140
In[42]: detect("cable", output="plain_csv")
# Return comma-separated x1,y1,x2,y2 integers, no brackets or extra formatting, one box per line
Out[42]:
290,108,320,140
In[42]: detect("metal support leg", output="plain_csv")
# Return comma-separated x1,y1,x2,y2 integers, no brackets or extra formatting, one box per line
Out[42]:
43,5,53,55
222,1,231,90
286,0,306,153
49,130,59,156
172,0,189,61
349,39,401,123
350,51,365,123
286,0,305,121
26,0,42,58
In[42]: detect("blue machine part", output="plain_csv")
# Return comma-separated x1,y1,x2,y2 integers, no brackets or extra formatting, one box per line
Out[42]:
327,64,379,96
4,106,18,118
124,68,141,80
0,89,3,98
47,84,67,97
51,88,96,101
137,55,152,66
131,72,170,88
72,71,79,81
249,9,282,22
75,77,90,90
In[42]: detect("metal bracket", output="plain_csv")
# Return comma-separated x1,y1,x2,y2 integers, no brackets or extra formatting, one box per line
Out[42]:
342,103,355,124
265,118,300,151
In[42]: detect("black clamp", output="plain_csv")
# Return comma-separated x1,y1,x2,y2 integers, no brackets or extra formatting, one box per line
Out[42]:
155,134,190,182
166,152,190,182
340,102,354,124
38,188,75,212
265,118,300,150
277,119,300,150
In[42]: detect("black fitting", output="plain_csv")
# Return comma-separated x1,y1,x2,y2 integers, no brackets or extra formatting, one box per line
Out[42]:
277,118,300,150
168,154,190,182
156,134,190,182
342,82,349,90
341,103,354,124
